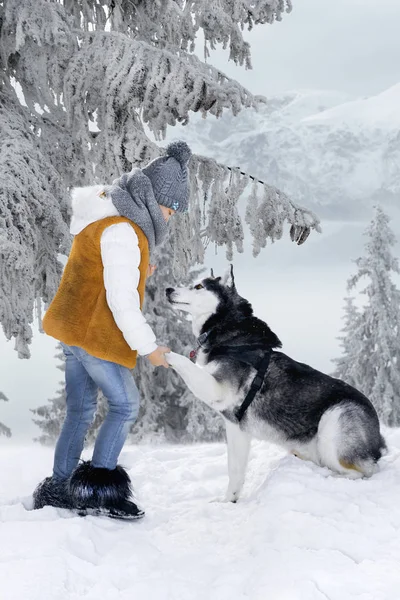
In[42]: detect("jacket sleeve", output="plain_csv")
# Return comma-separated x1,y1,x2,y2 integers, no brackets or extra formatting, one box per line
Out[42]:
100,223,158,357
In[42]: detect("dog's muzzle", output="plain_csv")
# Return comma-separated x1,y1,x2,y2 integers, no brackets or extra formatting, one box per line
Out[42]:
165,288,189,306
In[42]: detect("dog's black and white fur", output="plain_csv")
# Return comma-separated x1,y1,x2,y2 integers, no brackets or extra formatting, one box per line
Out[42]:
165,267,386,502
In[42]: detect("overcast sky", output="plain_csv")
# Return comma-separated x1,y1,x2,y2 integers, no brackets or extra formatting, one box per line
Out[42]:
208,0,400,98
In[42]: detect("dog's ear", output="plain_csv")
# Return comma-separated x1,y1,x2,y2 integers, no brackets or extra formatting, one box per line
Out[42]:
210,268,222,283
221,264,235,289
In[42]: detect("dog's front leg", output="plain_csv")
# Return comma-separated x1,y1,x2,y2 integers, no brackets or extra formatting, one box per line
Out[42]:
166,351,223,410
224,420,251,503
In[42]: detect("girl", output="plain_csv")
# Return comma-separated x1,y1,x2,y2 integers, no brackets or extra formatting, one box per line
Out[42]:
33,141,192,520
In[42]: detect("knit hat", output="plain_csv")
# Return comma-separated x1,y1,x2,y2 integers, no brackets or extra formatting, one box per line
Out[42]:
142,141,192,213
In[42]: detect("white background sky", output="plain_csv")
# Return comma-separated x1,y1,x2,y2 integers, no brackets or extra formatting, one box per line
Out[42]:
1,0,400,441
209,0,400,98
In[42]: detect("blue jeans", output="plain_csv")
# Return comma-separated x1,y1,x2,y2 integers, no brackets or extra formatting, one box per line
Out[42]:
53,344,140,481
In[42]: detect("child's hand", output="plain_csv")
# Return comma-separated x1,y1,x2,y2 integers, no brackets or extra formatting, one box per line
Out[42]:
147,264,156,277
146,346,170,368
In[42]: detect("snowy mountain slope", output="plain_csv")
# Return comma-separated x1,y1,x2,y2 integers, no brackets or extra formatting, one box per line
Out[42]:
305,83,400,131
167,85,400,219
1,432,400,600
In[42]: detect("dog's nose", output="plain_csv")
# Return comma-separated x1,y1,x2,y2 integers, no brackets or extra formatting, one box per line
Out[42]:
165,288,175,297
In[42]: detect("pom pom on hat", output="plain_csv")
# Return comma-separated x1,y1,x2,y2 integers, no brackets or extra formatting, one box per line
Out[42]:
165,141,192,166
142,139,192,213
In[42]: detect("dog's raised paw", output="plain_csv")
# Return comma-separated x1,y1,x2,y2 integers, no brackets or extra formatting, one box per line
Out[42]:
165,351,181,366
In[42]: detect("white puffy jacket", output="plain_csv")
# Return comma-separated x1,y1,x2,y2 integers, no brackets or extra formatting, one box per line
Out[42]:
70,186,158,357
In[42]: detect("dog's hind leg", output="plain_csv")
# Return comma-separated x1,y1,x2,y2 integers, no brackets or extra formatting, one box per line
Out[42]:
224,420,251,503
165,351,223,410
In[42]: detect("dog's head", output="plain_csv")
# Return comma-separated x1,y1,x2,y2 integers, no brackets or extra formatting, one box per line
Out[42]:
165,265,239,318
166,265,282,348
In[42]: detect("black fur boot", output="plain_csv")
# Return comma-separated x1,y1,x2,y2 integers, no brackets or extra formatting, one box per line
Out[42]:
33,476,74,510
68,461,144,521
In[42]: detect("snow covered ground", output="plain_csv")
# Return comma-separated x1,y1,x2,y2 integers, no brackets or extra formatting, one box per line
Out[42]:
1,430,400,600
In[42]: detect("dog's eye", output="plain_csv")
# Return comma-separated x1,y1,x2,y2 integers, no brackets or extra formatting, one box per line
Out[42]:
194,284,203,290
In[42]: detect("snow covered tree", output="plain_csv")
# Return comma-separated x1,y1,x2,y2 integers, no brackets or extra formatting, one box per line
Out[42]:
31,345,68,444
1,0,320,359
332,297,362,389
0,391,12,438
333,207,400,426
131,240,224,443
32,344,108,445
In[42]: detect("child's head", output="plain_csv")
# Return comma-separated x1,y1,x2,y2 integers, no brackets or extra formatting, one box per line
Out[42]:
143,141,192,215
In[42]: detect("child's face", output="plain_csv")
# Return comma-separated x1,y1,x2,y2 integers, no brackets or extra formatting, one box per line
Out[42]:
159,205,176,223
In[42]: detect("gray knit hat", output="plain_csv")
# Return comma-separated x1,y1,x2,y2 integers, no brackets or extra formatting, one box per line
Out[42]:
142,141,192,213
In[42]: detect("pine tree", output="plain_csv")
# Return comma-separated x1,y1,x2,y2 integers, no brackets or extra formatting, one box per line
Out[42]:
333,206,400,426
1,0,320,359
0,391,11,438
31,345,67,445
31,344,108,445
332,297,362,389
131,239,224,443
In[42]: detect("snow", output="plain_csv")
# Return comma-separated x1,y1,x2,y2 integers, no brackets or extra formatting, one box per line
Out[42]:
262,89,355,124
304,83,400,131
1,430,400,600
165,85,400,219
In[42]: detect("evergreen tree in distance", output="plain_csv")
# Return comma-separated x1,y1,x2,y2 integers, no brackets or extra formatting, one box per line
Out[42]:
0,391,11,438
31,344,108,445
333,206,400,426
332,297,362,390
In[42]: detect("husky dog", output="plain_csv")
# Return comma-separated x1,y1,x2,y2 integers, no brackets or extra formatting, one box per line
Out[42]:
165,267,386,502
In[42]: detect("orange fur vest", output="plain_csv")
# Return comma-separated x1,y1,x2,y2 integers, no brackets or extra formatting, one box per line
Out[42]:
42,217,149,368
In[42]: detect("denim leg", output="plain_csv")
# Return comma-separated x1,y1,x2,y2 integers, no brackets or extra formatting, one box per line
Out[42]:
53,344,98,481
73,350,140,470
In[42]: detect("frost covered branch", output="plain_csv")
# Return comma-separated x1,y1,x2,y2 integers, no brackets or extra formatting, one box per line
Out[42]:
167,155,321,276
0,85,70,358
1,0,314,357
